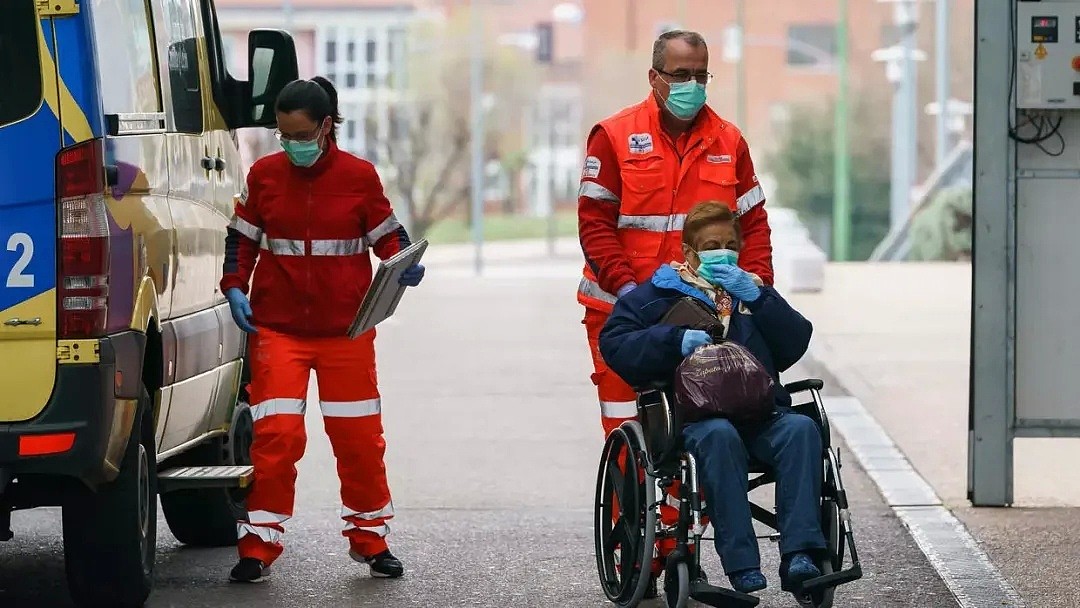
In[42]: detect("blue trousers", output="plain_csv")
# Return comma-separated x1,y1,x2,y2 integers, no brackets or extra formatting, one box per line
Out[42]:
682,412,827,574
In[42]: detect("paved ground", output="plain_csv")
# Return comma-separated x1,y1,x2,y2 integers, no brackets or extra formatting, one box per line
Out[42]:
0,247,957,607
786,262,1080,607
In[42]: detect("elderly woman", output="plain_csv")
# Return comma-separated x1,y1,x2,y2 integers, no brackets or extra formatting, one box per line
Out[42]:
598,202,825,595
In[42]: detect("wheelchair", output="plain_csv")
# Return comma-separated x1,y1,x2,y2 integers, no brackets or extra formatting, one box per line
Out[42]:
593,378,862,608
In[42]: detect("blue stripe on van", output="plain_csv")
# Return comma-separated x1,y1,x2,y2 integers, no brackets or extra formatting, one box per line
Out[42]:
53,8,103,144
0,99,59,313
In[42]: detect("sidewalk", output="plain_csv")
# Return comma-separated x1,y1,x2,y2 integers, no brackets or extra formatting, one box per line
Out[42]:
787,263,1080,607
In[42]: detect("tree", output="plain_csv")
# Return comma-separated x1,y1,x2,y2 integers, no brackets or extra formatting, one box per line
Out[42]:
365,12,540,238
909,186,972,261
764,94,892,260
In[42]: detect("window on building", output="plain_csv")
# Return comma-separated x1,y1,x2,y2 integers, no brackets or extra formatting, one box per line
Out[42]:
160,0,203,133
786,24,837,69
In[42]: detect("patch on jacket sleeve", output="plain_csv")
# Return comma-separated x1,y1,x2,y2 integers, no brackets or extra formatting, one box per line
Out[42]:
582,155,601,179
236,184,249,206
628,133,654,154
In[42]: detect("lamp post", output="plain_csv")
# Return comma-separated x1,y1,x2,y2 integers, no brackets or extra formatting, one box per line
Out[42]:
469,0,485,276
934,0,950,168
833,0,851,262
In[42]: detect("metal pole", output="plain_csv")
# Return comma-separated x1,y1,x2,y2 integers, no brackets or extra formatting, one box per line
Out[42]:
469,0,485,276
934,0,950,167
832,0,851,262
735,0,747,131
898,0,918,230
547,95,557,256
283,0,293,30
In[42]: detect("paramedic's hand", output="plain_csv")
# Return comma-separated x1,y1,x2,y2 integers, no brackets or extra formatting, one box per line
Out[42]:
711,266,761,303
681,330,712,357
225,288,257,334
399,264,425,287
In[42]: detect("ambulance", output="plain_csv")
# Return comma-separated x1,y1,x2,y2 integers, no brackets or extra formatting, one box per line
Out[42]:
0,0,297,605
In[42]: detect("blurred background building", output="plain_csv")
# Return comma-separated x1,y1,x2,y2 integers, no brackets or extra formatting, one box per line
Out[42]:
214,0,975,261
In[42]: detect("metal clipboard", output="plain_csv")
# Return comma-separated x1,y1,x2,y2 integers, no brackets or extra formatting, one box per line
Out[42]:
347,239,428,338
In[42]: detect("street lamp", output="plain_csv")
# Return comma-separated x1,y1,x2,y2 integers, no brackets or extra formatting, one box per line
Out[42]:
873,0,927,234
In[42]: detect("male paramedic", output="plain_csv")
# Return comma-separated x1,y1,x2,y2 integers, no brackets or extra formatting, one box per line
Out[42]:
577,30,774,437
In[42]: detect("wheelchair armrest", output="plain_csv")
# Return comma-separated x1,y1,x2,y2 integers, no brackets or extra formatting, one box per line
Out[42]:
635,379,673,393
783,379,824,394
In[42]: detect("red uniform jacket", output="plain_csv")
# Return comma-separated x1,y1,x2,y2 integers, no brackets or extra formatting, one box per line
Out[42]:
220,141,410,337
578,97,773,304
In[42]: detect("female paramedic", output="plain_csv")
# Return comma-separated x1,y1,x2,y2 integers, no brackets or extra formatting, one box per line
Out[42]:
220,77,424,583
597,202,825,597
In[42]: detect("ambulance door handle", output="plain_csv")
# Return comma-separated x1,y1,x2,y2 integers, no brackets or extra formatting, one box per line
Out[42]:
4,317,42,327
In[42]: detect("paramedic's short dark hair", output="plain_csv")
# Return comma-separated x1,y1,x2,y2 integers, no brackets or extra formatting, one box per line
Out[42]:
683,202,741,246
652,31,708,72
275,77,343,141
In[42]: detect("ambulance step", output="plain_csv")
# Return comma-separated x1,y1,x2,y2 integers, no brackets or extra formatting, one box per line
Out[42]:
157,465,254,492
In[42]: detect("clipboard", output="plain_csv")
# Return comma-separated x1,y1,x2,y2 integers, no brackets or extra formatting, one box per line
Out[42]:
347,239,428,338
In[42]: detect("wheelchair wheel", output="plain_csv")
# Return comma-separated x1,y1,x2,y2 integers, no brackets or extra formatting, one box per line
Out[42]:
798,497,842,608
594,425,656,607
662,561,690,608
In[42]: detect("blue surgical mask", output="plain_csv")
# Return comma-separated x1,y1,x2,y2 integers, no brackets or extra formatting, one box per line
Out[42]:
695,248,738,285
664,80,707,121
280,129,324,167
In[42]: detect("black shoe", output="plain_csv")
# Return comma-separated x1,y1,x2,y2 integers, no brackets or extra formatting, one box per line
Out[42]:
351,549,404,578
229,557,270,583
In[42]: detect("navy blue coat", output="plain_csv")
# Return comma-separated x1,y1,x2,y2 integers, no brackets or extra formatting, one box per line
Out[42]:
598,265,813,409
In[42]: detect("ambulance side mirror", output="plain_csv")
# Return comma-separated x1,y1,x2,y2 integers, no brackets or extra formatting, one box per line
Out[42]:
244,29,299,128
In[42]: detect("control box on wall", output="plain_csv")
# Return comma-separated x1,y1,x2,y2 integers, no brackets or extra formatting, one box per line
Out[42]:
1016,0,1080,109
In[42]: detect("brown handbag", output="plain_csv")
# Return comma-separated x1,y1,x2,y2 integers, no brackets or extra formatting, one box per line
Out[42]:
661,297,776,425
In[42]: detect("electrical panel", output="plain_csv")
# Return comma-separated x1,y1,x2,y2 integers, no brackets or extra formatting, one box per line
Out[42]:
1016,1,1080,109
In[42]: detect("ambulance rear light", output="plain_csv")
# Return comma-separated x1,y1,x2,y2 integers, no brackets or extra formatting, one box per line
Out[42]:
56,139,110,339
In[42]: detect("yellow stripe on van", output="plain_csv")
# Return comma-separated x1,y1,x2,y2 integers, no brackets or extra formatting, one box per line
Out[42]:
0,290,58,422
37,18,92,144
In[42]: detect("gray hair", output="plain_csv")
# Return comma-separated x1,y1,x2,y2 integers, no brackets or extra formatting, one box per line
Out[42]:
652,30,708,72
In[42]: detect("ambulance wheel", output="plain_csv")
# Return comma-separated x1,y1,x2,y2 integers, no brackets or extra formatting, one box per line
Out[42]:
161,400,253,547
63,387,156,608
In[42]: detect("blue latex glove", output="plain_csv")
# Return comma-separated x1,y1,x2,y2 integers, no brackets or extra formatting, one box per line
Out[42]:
225,288,257,334
616,281,637,298
399,264,425,287
681,329,713,356
710,265,762,303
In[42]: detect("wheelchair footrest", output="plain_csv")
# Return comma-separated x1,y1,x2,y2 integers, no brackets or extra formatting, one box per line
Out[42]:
689,580,761,608
797,565,863,593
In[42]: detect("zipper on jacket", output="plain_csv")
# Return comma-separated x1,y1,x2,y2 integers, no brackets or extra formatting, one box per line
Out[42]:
305,181,312,333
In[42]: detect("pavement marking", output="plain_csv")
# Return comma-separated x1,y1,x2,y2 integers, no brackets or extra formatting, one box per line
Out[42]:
824,395,1026,608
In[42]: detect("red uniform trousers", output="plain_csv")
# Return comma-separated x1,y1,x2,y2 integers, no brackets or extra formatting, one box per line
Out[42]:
237,327,394,566
585,307,708,573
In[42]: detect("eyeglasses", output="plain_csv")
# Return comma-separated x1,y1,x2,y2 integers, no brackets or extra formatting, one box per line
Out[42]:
274,127,322,143
658,69,713,86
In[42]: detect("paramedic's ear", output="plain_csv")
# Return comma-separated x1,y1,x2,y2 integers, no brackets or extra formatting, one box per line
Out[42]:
683,242,700,269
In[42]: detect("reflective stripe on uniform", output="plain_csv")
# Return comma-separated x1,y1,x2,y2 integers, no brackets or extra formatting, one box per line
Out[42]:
617,213,687,232
364,213,401,246
578,277,617,305
320,398,381,418
579,181,620,204
229,215,263,242
343,522,391,537
735,185,765,217
600,400,638,419
247,510,291,525
342,500,394,521
261,236,305,256
237,522,284,544
664,491,706,510
250,398,306,421
311,237,365,256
